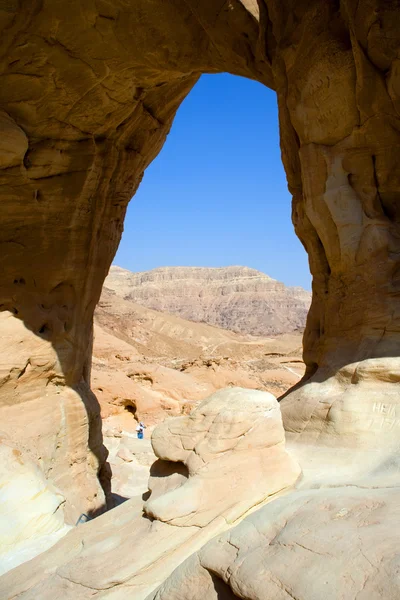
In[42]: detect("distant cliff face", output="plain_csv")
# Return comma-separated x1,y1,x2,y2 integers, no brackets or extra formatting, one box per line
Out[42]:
105,266,311,336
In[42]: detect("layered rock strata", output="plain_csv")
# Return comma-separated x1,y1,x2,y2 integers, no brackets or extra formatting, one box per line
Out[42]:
104,265,311,336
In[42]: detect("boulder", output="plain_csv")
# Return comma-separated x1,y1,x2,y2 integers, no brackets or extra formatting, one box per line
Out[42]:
145,388,301,526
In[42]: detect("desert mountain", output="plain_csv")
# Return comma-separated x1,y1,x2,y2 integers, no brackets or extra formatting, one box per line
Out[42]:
104,265,311,336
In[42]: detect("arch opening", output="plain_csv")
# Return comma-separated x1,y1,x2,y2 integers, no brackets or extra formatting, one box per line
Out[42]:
93,73,312,449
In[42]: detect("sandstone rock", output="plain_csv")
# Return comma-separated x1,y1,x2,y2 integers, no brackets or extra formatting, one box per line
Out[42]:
0,436,71,576
105,266,311,336
0,110,28,168
116,446,135,462
104,431,156,501
0,0,399,596
0,388,299,597
0,313,108,525
145,364,400,599
149,487,400,600
93,362,168,423
145,388,301,527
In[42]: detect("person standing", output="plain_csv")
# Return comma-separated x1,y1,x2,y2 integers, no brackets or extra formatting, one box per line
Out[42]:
136,421,146,439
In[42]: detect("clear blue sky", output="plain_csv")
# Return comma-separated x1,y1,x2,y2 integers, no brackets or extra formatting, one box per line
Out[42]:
114,73,311,290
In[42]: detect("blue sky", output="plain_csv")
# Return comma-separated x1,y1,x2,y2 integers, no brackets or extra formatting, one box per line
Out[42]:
114,73,311,290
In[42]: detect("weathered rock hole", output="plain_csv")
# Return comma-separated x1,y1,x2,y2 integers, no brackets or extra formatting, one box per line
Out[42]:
33,189,43,202
38,323,51,335
379,191,400,222
149,459,189,482
124,404,137,417
129,373,154,386
23,152,31,169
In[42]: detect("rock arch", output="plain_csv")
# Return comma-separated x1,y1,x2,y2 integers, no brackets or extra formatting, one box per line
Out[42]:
0,0,399,519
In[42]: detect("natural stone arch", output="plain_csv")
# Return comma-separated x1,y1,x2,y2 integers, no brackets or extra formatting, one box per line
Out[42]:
0,0,399,520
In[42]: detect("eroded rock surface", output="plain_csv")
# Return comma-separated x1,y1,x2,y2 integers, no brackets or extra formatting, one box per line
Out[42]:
149,487,400,600
0,0,399,597
145,388,300,527
0,0,397,515
0,313,107,525
0,388,299,597
105,266,311,336
104,431,156,504
146,367,400,599
0,436,71,576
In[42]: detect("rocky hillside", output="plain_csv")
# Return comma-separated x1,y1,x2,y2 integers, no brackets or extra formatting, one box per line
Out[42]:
104,265,311,336
93,287,305,428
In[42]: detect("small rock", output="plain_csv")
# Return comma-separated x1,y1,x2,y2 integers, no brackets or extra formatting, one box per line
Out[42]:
117,447,135,462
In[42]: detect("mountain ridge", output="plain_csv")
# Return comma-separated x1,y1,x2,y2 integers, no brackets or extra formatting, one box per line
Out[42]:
105,265,311,336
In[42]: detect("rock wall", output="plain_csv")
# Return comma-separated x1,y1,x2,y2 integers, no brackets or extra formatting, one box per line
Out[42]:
270,0,400,448
0,0,399,560
104,265,311,335
277,0,400,378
